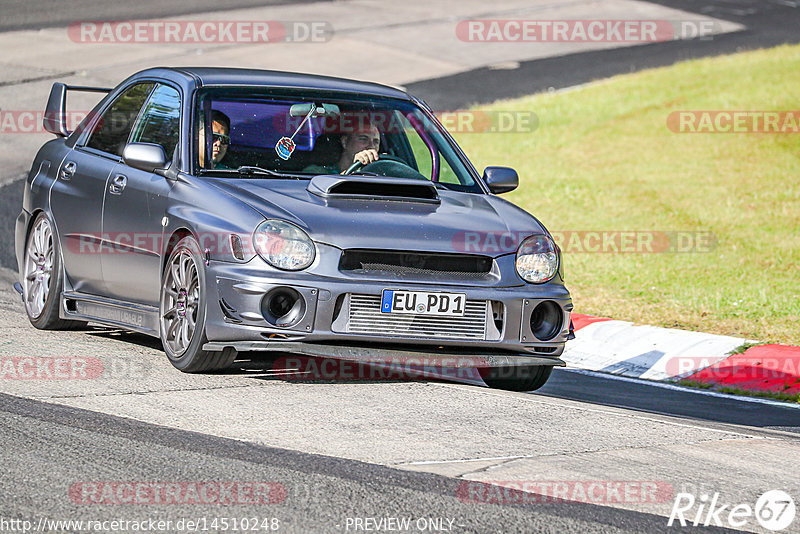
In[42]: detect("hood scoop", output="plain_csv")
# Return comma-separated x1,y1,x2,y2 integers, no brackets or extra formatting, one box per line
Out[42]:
307,175,439,203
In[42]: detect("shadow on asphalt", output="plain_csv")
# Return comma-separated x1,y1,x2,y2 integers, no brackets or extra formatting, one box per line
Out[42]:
85,327,430,384
16,320,800,428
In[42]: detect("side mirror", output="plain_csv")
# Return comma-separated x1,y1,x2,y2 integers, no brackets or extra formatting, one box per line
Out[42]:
483,166,518,194
122,143,169,173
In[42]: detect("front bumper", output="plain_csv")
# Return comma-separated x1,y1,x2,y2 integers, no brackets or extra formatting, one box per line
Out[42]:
204,258,572,364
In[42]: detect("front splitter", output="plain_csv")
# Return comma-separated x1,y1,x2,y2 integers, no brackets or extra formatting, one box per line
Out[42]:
201,341,565,368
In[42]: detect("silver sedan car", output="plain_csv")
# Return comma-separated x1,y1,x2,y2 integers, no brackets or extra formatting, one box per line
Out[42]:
15,67,573,391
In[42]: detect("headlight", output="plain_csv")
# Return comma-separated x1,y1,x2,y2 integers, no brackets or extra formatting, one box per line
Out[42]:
516,235,558,283
254,220,315,270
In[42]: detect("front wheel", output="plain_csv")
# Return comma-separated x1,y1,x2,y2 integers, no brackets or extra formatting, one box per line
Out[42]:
480,365,554,392
159,236,236,372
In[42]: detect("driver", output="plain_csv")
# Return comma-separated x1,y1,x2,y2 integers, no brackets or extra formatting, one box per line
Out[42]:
304,120,381,174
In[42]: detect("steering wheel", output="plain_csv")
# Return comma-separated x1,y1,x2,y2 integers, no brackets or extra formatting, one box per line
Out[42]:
343,154,427,180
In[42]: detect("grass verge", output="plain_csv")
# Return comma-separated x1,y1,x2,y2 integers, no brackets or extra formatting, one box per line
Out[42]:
454,44,800,345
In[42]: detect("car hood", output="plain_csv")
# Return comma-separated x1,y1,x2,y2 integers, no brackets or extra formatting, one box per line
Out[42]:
205,177,547,256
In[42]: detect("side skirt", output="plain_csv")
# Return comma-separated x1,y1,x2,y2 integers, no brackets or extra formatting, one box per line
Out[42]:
60,291,160,337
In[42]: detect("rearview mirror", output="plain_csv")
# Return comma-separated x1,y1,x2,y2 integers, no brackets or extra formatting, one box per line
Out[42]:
122,143,169,173
289,102,341,117
483,167,518,194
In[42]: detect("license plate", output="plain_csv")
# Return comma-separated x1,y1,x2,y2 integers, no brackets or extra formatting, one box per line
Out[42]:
380,290,466,316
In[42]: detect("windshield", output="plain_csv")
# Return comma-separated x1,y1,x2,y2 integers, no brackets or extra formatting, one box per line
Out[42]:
193,88,482,193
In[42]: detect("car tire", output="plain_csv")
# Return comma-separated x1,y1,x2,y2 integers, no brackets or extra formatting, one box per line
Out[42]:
159,235,236,372
23,213,87,330
480,365,554,392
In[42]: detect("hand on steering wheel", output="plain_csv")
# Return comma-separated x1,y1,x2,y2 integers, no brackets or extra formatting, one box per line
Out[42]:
353,149,379,166
343,153,410,175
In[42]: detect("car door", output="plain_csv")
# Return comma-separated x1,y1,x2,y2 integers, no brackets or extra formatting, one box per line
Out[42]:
49,82,154,296
101,83,181,305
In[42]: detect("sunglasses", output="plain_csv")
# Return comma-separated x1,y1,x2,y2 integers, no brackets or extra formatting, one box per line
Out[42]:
211,132,231,146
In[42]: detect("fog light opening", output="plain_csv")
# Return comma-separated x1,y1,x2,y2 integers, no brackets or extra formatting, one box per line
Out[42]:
262,287,306,328
491,301,504,331
529,300,562,341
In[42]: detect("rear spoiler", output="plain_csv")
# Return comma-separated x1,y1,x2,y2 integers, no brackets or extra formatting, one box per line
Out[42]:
43,82,111,137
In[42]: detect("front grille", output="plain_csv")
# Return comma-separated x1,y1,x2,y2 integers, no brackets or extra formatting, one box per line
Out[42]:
339,250,493,280
345,294,488,340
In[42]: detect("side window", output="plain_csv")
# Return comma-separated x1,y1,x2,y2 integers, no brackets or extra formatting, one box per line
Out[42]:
131,84,181,158
438,155,461,185
400,112,469,185
396,112,432,178
406,127,433,177
85,83,154,156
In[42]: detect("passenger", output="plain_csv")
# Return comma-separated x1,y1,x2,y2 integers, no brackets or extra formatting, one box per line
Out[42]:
198,110,232,169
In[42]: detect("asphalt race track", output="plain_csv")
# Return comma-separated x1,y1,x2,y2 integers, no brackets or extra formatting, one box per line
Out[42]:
0,393,736,534
0,0,324,33
0,1,799,532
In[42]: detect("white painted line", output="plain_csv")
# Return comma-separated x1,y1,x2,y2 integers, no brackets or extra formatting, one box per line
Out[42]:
562,368,800,410
401,455,535,466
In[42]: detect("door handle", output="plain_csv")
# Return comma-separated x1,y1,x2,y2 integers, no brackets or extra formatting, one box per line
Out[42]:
109,174,127,195
61,161,76,180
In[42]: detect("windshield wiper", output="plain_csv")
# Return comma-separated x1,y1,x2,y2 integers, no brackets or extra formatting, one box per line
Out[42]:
195,166,308,179
236,165,282,177
238,166,316,179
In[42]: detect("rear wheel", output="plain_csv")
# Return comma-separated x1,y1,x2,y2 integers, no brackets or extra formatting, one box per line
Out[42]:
480,365,554,392
159,236,236,372
23,213,86,330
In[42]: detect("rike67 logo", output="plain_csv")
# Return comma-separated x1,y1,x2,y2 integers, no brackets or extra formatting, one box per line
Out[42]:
668,490,795,531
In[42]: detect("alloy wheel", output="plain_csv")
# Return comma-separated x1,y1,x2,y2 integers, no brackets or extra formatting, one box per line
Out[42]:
23,217,54,319
161,248,200,356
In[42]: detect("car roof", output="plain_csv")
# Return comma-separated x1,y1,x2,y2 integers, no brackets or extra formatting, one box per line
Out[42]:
151,67,412,100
